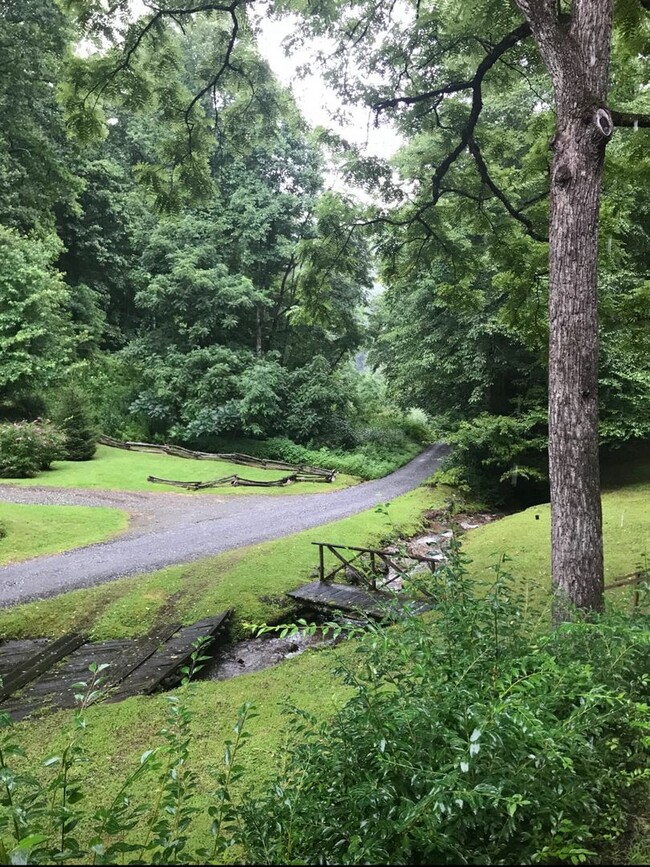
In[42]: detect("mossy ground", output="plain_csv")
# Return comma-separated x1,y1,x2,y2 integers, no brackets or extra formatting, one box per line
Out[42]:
0,502,128,565
0,445,357,495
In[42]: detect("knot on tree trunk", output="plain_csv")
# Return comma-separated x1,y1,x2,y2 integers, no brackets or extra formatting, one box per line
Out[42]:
591,107,613,142
554,163,572,187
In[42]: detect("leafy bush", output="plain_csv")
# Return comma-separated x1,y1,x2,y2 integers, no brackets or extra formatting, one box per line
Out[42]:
0,554,646,864
0,420,66,477
239,552,649,865
242,436,422,479
436,411,549,505
0,521,6,541
54,387,97,461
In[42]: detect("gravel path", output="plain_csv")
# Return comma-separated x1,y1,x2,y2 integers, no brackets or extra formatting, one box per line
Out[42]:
0,444,448,606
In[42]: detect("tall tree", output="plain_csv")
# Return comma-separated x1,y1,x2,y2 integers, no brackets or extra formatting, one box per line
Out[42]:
282,0,649,619
511,1,619,616
0,0,80,231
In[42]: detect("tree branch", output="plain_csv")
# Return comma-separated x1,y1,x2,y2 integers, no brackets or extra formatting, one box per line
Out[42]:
183,5,240,149
468,138,548,242
372,22,531,114
610,109,650,128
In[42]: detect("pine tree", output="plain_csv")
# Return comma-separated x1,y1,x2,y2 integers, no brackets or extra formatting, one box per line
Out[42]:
56,389,97,461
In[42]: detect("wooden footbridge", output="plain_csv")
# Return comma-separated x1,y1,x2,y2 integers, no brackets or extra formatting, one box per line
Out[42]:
287,542,438,618
0,611,231,721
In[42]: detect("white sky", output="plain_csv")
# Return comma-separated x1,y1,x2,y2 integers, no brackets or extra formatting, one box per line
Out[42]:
256,15,402,162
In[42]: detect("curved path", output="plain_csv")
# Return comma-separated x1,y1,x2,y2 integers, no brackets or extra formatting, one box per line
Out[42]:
0,444,448,607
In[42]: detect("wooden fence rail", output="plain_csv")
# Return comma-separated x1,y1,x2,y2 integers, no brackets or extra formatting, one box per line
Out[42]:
312,542,439,592
99,435,336,486
604,570,648,614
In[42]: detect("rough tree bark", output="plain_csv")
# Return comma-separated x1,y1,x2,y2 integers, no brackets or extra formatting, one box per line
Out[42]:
514,0,614,620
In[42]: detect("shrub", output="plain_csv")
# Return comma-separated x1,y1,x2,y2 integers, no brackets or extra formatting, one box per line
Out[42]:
437,411,549,506
238,551,649,865
55,388,97,461
0,554,646,864
245,436,422,479
0,420,66,477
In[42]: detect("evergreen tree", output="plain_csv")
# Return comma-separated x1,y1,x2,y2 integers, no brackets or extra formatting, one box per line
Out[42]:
55,388,97,461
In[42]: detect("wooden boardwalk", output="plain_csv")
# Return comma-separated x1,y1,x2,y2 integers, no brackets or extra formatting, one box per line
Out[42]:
287,541,436,618
288,580,431,618
0,611,232,721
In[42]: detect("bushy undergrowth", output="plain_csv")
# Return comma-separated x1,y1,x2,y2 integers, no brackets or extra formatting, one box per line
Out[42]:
239,554,649,864
208,410,431,479
431,411,549,506
0,551,647,865
247,435,423,479
0,421,66,478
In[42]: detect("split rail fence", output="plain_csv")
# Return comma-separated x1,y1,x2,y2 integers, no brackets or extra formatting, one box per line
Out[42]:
98,435,336,488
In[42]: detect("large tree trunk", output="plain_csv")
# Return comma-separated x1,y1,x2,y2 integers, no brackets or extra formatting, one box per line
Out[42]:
548,112,607,620
515,0,613,620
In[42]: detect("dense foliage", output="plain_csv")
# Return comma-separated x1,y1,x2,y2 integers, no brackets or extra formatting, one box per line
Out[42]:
0,551,646,864
54,389,97,461
0,421,66,478
0,1,422,474
3,1,648,496
239,554,649,864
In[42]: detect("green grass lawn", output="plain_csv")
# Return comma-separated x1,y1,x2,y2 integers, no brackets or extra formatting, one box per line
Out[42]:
0,502,128,566
3,469,648,862
0,485,441,641
463,456,650,614
0,445,357,495
1,486,439,836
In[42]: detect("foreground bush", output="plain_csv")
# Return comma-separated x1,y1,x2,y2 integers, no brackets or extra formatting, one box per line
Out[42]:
240,553,649,865
0,421,65,477
0,553,647,864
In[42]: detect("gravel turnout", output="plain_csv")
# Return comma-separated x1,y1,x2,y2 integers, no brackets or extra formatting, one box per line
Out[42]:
0,445,448,606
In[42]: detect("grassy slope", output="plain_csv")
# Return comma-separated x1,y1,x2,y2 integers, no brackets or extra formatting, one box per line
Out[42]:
0,486,440,641
0,502,128,566
7,641,355,848
0,445,357,495
5,466,649,856
4,487,439,824
463,452,650,613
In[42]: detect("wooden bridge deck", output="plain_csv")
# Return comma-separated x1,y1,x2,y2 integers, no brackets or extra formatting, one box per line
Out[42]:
287,580,431,618
0,611,232,721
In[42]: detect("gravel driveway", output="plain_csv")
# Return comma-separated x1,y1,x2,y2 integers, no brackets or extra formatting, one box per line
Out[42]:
0,444,448,607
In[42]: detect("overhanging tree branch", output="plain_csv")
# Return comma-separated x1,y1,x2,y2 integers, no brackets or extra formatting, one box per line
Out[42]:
468,138,548,242
611,109,650,128
183,6,240,151
372,22,531,114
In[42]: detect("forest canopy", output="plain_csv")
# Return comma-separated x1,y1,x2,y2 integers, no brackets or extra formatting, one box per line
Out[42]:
1,0,648,501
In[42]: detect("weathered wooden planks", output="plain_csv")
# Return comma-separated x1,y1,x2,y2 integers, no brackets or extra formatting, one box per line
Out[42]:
287,581,431,619
0,639,49,682
107,612,232,701
0,612,233,720
0,633,87,703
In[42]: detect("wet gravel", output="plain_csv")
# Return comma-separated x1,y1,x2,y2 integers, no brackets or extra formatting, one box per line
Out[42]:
0,444,448,607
